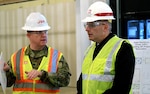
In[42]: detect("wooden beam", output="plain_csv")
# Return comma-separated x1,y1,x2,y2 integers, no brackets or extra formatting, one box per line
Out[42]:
0,0,35,5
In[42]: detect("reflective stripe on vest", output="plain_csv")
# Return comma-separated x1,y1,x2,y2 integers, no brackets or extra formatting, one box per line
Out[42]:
11,47,61,93
49,49,61,73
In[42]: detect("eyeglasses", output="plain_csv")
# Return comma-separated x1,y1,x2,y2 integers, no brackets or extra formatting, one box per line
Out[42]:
27,30,48,34
84,21,105,28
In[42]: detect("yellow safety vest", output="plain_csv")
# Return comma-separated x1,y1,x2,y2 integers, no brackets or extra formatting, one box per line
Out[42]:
82,36,132,94
11,47,62,94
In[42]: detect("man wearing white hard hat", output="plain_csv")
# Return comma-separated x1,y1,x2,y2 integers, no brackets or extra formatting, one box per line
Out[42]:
3,12,71,94
77,1,135,94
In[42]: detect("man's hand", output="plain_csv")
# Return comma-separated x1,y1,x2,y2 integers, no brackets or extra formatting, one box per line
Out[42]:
25,69,42,79
3,62,10,71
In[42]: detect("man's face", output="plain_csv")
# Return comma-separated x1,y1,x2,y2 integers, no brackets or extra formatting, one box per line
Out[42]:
27,30,48,48
84,21,107,43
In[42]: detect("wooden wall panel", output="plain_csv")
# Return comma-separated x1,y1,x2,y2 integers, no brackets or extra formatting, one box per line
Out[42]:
0,0,32,5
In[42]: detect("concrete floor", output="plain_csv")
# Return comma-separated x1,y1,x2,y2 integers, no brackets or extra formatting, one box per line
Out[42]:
0,86,77,94
60,87,77,94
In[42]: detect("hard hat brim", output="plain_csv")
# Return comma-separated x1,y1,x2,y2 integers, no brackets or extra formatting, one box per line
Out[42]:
22,26,51,31
82,16,115,22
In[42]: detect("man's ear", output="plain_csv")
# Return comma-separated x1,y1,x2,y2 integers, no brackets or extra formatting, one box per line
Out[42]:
103,24,109,32
26,33,30,38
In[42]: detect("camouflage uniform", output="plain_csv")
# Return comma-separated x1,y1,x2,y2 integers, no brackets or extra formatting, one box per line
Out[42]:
6,45,71,87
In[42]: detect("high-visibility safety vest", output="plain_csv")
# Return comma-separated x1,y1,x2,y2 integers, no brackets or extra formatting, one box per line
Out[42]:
10,47,62,94
82,36,132,94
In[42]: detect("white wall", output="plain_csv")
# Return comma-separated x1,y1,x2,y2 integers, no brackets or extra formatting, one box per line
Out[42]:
76,0,90,80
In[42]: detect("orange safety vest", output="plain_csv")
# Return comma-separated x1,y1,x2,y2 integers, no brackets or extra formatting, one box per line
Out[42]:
11,47,62,94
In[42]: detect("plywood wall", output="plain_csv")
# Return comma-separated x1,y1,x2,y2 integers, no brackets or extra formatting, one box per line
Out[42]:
0,0,76,87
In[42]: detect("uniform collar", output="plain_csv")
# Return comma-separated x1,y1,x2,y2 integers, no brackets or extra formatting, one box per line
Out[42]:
25,45,48,58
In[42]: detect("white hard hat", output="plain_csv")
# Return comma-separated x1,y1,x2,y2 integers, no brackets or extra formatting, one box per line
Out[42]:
22,12,51,31
82,1,115,22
